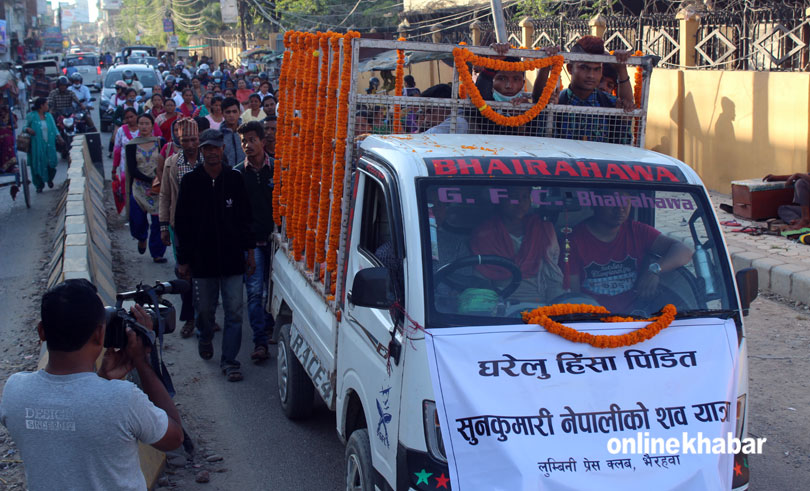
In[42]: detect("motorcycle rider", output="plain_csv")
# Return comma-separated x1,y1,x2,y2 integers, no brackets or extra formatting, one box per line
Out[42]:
68,73,92,109
163,75,178,100
122,69,144,94
48,76,83,119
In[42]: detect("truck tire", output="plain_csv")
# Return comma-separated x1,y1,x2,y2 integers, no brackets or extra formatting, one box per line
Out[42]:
345,428,374,491
277,323,314,420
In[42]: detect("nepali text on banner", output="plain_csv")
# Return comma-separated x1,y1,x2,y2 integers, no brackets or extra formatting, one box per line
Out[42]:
424,318,739,491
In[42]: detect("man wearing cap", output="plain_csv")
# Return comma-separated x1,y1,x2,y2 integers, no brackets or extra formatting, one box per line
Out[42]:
174,129,255,382
159,118,203,338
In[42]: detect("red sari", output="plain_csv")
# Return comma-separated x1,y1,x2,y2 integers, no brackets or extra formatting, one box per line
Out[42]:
178,102,196,118
159,114,178,140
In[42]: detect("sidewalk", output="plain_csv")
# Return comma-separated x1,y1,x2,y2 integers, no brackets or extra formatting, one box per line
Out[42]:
710,191,810,305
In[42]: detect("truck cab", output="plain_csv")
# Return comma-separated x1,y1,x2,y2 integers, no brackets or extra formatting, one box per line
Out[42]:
269,36,753,490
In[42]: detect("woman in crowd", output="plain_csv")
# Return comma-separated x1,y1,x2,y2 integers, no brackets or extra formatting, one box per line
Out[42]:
205,95,224,130
157,98,179,139
235,78,253,106
148,93,165,118
160,119,181,159
190,77,205,105
241,93,265,123
24,97,60,193
194,91,213,118
112,107,140,212
125,113,166,262
178,88,197,118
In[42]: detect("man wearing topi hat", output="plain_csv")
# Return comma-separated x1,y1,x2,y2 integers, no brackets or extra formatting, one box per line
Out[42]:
159,118,203,338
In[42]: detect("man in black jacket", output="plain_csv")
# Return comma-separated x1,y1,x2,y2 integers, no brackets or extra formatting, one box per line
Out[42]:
175,129,256,382
235,121,274,362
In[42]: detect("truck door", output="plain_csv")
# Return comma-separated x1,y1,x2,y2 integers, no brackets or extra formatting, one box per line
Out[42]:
341,165,406,486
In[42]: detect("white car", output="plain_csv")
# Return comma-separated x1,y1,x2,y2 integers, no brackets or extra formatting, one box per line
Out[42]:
65,53,102,91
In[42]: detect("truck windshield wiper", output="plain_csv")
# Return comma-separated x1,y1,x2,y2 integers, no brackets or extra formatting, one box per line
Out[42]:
674,309,737,320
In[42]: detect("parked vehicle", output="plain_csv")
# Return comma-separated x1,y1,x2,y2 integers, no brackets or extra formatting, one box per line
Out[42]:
99,64,162,132
268,38,755,490
121,46,158,64
65,53,102,91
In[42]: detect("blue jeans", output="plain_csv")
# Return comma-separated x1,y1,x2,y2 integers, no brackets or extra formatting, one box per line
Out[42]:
129,194,166,259
194,275,243,369
245,245,273,347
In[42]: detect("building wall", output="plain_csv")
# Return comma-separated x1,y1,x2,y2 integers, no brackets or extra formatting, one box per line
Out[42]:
646,69,810,193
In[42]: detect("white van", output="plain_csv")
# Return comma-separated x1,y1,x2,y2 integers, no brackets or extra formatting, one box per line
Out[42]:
269,38,755,490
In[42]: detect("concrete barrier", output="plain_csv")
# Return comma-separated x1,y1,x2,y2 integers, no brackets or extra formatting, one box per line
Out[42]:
40,136,165,489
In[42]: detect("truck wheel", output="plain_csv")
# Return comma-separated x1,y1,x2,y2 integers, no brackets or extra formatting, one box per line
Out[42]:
277,323,314,420
345,428,374,491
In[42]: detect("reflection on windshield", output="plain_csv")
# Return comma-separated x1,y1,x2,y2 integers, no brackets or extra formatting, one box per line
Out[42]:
105,71,158,88
423,181,732,324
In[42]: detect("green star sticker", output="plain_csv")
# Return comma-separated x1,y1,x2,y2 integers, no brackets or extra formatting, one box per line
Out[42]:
415,468,433,486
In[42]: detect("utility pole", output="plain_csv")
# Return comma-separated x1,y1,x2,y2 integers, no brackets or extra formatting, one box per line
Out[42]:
489,0,507,43
238,0,247,52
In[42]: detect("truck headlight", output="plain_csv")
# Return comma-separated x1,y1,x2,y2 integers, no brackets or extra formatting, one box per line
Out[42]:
423,400,446,463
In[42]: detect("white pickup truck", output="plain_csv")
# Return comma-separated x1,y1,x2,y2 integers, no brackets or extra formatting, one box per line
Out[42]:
269,38,756,490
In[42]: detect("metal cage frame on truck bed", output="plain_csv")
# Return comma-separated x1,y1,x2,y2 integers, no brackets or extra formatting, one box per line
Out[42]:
274,37,660,307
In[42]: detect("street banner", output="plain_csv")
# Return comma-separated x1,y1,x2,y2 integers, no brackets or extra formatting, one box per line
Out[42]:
424,318,739,490
167,35,179,50
163,18,174,33
220,0,239,24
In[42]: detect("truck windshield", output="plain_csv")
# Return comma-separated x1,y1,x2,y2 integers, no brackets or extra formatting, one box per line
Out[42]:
418,179,736,325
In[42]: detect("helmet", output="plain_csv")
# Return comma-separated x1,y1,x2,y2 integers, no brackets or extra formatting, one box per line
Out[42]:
157,62,166,71
199,63,210,72
175,60,184,67
162,70,171,79
122,69,134,80
235,68,246,77
165,75,176,84
57,75,70,86
115,80,128,89
196,67,208,77
70,72,83,83
212,70,223,82
258,71,268,80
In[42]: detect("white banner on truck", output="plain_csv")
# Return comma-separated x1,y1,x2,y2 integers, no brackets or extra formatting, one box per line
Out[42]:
425,318,739,490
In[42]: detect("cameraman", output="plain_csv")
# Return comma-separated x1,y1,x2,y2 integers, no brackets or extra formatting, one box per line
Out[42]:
0,279,183,490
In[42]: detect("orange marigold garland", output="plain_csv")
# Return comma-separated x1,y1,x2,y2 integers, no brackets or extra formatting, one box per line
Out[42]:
274,32,293,224
327,31,360,291
296,33,320,260
632,50,643,109
305,33,330,270
285,32,305,247
453,47,564,127
315,34,341,266
393,37,405,133
521,304,677,349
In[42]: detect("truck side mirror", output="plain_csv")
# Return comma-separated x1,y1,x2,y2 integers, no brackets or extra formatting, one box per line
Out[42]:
735,268,758,316
349,267,396,309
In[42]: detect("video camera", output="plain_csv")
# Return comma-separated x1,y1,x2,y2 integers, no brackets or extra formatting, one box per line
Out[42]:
104,279,189,349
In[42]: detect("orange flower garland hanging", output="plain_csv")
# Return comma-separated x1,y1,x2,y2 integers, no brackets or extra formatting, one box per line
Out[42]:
273,33,291,224
327,31,361,291
632,50,643,109
453,47,564,127
522,304,677,349
393,37,405,133
315,34,342,266
305,33,330,270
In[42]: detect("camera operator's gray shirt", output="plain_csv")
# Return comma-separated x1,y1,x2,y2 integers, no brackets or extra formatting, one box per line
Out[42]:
0,370,168,490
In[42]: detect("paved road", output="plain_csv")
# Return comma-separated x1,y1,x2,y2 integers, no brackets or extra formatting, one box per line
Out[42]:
98,125,345,489
3,104,809,489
